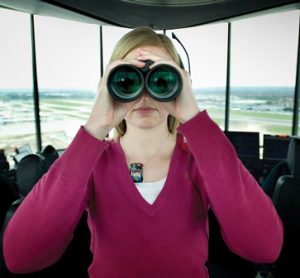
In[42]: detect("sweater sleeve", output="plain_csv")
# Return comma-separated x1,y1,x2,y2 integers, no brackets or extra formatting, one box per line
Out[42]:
177,110,283,263
3,126,109,273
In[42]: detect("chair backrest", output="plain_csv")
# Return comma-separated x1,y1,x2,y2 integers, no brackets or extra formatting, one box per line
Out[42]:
41,145,59,172
16,154,45,197
261,161,289,197
15,145,59,197
272,137,300,276
286,136,300,178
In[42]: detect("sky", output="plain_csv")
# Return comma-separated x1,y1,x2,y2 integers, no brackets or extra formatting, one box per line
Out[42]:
0,7,299,91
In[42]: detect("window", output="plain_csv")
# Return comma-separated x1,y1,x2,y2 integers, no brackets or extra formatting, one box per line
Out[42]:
34,15,100,149
230,10,299,136
102,26,131,67
0,8,33,166
167,24,228,128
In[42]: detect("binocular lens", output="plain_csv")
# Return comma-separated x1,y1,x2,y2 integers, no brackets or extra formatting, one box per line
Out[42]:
108,65,143,102
146,66,180,101
107,61,182,102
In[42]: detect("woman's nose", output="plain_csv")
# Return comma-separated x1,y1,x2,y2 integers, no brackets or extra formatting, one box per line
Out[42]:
141,89,150,99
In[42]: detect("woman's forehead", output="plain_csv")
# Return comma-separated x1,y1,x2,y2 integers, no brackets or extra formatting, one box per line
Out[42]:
125,45,171,59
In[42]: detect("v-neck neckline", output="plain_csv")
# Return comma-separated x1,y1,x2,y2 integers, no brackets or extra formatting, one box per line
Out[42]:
116,134,180,215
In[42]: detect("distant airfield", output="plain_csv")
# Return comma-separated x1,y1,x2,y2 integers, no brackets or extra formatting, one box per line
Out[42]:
0,87,294,158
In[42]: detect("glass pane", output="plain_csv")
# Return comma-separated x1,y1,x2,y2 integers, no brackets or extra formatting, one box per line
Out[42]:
231,10,299,136
0,8,34,168
167,24,228,128
34,16,100,150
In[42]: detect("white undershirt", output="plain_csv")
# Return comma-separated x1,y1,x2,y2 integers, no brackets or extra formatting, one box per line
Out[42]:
135,177,167,205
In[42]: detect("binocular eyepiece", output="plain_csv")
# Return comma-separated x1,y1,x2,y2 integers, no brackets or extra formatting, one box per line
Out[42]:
107,60,182,102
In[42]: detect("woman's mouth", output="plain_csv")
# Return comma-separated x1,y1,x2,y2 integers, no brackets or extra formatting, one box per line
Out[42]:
134,107,156,114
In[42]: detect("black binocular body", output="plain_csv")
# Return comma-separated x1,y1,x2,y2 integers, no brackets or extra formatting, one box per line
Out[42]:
107,60,182,102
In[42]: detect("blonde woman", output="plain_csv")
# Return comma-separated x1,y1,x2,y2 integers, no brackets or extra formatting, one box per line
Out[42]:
3,27,283,277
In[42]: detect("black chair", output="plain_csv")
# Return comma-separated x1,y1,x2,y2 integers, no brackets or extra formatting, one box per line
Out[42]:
271,137,300,277
16,154,45,198
261,161,289,197
40,145,59,173
1,147,92,277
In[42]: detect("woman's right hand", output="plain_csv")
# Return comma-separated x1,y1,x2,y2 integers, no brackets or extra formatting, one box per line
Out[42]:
84,59,145,140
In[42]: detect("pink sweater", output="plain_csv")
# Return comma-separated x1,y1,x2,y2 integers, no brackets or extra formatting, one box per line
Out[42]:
3,111,283,277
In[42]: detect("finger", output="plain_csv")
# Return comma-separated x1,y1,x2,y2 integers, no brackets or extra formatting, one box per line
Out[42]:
137,48,162,57
125,58,146,68
136,49,165,62
137,48,152,55
137,54,162,63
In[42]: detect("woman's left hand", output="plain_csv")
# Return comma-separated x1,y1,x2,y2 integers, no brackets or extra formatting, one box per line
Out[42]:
136,48,200,123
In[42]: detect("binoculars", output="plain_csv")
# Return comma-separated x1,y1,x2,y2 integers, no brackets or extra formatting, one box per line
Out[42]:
107,60,182,102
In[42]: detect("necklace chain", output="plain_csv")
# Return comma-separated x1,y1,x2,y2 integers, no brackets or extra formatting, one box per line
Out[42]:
120,133,171,166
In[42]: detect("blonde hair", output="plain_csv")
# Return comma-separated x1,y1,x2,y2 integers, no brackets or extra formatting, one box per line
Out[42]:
110,26,181,137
